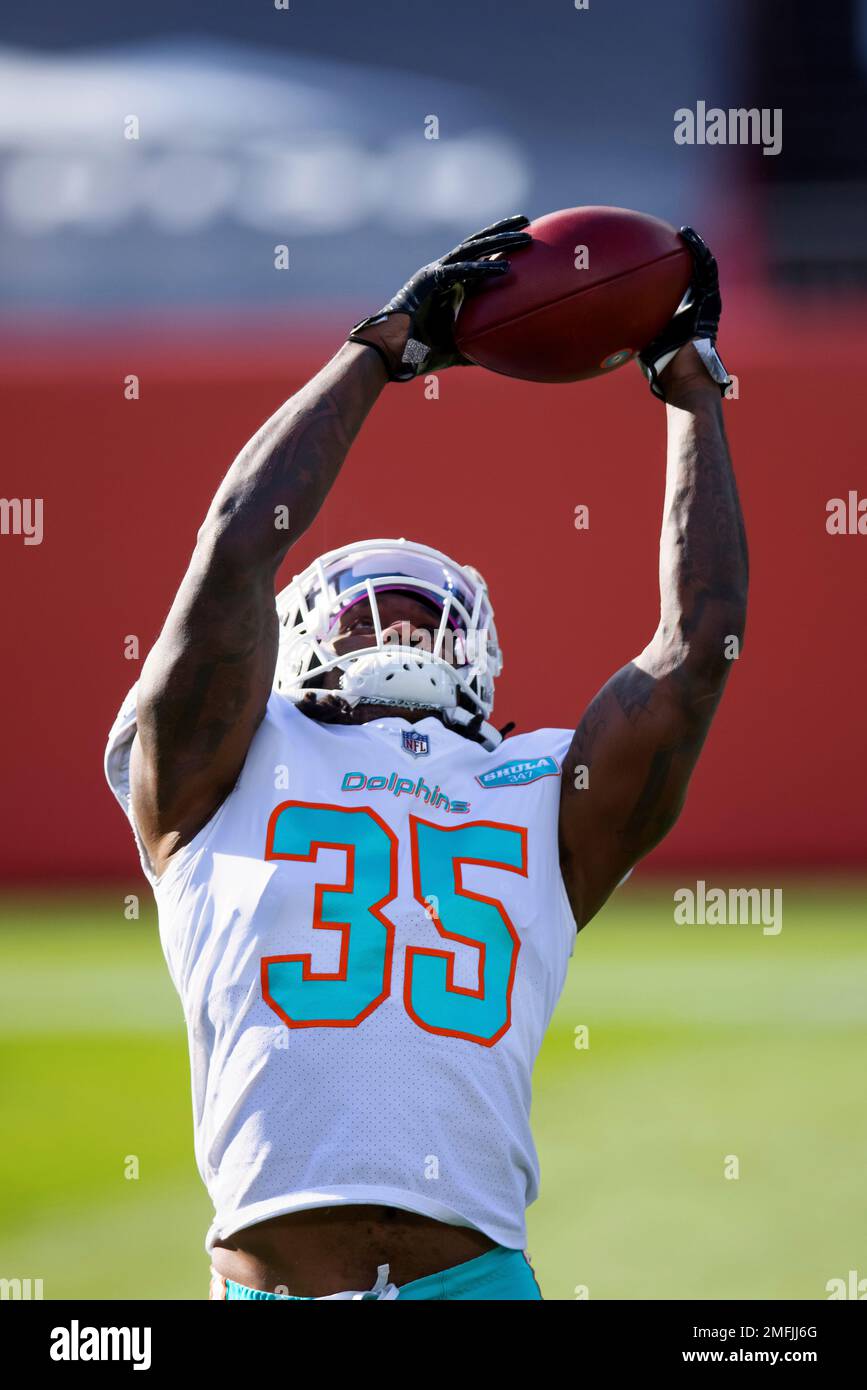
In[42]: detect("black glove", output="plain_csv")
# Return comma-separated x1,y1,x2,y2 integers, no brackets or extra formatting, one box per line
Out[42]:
638,226,731,400
349,215,532,381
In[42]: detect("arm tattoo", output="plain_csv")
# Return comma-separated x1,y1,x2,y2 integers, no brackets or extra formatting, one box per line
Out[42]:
561,382,748,926
135,343,387,848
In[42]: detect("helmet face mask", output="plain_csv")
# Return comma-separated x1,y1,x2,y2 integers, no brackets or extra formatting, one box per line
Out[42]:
274,539,503,733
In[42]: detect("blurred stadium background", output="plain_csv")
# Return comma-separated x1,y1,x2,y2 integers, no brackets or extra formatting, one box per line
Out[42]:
1,0,865,1300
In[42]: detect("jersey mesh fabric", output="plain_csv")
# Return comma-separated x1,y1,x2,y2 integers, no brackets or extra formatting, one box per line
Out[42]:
105,691,577,1252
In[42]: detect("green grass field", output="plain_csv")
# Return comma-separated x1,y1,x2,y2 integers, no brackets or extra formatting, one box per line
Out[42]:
1,882,864,1300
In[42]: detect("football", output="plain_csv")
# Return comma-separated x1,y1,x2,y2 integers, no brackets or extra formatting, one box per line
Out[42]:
454,205,693,383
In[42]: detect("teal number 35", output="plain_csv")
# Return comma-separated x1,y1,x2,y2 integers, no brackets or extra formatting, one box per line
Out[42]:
261,801,526,1047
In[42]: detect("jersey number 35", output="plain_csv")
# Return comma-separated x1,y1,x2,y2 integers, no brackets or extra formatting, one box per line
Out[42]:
261,801,527,1047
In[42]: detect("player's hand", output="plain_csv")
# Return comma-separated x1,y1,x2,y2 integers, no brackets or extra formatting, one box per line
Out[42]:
637,226,732,401
348,215,532,381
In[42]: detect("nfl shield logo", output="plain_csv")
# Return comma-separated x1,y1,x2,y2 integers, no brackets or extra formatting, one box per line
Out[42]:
401,729,430,758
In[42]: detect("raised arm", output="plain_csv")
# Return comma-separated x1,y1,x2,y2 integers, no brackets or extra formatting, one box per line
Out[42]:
130,216,532,877
131,342,390,876
559,332,748,930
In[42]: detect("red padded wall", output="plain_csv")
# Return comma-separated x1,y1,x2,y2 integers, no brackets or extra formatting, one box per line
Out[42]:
2,298,865,880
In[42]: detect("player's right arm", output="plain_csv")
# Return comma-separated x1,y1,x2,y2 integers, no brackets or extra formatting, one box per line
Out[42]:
131,216,531,878
131,342,391,877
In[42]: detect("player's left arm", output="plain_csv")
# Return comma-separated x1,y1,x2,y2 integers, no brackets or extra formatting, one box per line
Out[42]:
558,341,748,929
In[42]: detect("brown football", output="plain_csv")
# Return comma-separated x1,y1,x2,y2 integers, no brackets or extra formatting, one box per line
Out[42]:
454,205,693,384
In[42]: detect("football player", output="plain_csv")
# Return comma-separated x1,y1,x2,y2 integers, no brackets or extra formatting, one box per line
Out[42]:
106,217,747,1300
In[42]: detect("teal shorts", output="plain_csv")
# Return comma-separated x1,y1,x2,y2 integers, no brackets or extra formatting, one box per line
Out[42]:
211,1244,542,1301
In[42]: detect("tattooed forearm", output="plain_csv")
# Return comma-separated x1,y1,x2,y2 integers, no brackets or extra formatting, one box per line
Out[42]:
559,354,749,929
132,341,389,869
654,379,749,681
202,342,387,570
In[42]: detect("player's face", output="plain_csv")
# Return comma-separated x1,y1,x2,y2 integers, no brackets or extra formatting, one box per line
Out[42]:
321,591,456,689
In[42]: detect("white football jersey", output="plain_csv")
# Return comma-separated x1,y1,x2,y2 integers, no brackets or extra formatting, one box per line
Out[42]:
105,686,577,1252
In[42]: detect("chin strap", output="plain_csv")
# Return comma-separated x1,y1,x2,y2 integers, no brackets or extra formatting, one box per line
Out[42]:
335,646,503,748
299,690,504,750
338,646,458,710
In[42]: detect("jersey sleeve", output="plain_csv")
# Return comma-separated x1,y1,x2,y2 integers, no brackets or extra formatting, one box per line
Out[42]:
104,688,295,890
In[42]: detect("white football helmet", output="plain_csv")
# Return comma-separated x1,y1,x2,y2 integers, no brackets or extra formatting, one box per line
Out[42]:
274,538,504,749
